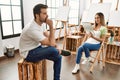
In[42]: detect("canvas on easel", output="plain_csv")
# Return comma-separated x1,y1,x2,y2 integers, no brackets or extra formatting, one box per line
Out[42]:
108,11,120,27
56,6,70,21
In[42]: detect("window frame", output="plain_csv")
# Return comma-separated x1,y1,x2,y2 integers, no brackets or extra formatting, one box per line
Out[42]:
0,0,24,39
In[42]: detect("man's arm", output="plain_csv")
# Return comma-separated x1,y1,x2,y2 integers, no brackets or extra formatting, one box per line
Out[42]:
43,31,49,37
40,19,56,47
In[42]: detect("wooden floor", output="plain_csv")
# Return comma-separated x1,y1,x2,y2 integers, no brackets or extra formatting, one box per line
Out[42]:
0,53,120,80
0,40,120,80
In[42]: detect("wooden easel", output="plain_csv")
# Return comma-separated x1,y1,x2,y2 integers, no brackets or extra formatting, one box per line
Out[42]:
55,0,69,49
55,20,68,49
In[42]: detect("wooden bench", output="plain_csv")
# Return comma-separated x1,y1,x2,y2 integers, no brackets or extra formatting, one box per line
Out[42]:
18,59,47,80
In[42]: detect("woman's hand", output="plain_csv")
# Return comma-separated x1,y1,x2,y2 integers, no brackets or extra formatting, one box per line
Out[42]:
86,32,93,38
90,32,94,38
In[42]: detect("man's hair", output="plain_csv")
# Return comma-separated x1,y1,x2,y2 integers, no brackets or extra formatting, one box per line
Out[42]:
33,4,48,19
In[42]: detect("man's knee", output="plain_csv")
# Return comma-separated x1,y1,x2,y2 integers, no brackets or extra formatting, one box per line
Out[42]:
49,46,59,55
49,47,62,60
58,55,62,60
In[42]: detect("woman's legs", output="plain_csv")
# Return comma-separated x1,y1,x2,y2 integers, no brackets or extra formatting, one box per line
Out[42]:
72,43,101,73
76,46,84,64
82,43,101,57
72,46,84,73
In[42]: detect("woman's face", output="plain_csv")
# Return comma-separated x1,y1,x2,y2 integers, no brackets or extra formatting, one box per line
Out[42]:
95,15,101,24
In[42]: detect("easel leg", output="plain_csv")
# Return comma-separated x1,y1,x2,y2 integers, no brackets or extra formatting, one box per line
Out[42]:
63,22,67,49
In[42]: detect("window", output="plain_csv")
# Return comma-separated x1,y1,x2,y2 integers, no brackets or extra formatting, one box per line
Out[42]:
68,0,80,25
0,0,24,39
46,0,64,30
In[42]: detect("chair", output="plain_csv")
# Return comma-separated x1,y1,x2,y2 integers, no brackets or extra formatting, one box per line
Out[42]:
82,34,106,73
18,59,47,80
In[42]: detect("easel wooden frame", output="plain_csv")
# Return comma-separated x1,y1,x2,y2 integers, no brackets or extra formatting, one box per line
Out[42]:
55,20,68,49
54,0,69,49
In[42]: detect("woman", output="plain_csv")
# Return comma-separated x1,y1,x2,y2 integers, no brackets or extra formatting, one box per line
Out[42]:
72,12,107,74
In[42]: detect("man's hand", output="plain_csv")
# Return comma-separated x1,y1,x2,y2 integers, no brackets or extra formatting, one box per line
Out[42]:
46,19,53,28
55,45,62,54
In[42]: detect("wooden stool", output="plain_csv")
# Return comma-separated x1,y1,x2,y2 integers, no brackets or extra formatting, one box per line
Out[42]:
18,59,47,80
66,35,83,53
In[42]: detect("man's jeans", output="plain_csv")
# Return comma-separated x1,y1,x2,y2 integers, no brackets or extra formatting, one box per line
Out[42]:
25,46,62,80
76,43,101,64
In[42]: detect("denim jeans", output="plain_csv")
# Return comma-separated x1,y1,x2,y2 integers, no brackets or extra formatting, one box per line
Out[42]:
76,43,101,64
25,46,62,80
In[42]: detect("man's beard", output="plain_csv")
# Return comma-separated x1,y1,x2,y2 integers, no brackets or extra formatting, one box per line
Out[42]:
39,15,46,22
39,19,45,23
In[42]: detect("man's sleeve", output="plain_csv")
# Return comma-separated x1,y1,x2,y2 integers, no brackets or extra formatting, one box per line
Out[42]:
27,29,46,42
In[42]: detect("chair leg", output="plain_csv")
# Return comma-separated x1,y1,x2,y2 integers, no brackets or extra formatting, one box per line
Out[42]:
98,56,100,63
89,48,102,73
102,48,105,68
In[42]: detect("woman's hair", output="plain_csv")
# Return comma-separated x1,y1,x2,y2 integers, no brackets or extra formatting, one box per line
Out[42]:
95,12,105,27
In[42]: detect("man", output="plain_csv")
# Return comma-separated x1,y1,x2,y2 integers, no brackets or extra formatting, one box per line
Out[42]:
19,4,71,80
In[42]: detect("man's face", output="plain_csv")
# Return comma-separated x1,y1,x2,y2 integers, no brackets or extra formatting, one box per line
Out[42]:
39,8,48,22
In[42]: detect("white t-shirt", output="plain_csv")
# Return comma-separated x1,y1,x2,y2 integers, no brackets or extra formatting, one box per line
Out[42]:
19,20,46,58
85,26,107,44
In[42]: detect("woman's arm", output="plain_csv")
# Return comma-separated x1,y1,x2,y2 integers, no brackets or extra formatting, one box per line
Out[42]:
90,32,106,42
